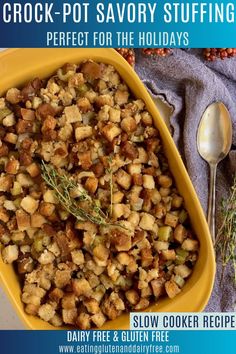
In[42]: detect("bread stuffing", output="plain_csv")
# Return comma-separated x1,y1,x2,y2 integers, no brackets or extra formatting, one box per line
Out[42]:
0,60,199,328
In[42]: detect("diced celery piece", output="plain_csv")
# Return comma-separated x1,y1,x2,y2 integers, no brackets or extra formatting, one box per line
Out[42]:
13,198,21,208
176,248,189,258
178,209,188,224
174,275,185,288
0,107,12,121
78,84,89,93
175,255,185,265
158,226,172,241
33,238,44,253
175,249,188,265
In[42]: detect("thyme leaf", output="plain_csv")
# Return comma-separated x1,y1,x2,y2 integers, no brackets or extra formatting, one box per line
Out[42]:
215,175,236,286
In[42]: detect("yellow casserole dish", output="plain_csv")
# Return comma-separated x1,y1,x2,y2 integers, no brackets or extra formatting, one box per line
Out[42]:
0,48,215,330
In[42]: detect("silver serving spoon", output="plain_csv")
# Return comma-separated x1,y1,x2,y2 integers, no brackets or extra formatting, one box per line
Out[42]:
197,102,232,244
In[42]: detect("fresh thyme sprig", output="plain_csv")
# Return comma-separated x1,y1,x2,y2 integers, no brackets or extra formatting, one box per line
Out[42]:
215,175,236,286
106,156,114,217
41,161,127,230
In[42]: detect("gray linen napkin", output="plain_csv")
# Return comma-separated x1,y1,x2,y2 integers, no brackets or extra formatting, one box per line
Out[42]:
135,48,236,312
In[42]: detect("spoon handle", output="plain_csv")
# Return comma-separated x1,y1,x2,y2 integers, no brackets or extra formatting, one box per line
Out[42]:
207,163,217,244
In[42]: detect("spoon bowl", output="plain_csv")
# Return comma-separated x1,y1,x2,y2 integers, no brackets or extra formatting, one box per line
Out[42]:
197,102,232,164
197,102,232,243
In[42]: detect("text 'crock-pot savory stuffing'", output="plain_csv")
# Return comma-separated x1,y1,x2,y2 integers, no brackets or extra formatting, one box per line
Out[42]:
0,61,199,328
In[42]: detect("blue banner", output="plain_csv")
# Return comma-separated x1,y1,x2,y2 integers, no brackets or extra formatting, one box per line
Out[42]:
0,0,236,47
0,330,236,354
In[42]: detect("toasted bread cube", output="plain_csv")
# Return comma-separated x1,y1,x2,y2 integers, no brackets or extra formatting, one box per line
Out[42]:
174,224,187,244
84,298,100,314
125,289,139,305
0,206,9,223
102,123,121,142
114,90,129,105
21,108,35,121
116,169,132,190
75,126,93,141
72,279,91,297
154,241,169,252
16,119,34,134
62,293,76,309
127,259,138,274
121,117,137,133
182,238,199,251
91,312,106,328
134,298,150,310
112,203,130,219
78,151,92,170
54,270,71,289
76,313,91,330
117,252,131,265
68,72,84,87
109,107,121,123
158,175,173,188
6,87,21,104
139,213,155,231
3,113,16,127
172,195,183,209
71,249,84,265
95,94,114,108
49,288,64,303
127,163,142,175
97,105,110,121
111,228,132,252
20,196,39,215
134,147,148,164
16,209,31,231
38,303,55,322
3,200,16,211
47,241,60,257
16,173,34,187
84,177,98,194
141,247,153,267
39,202,55,217
0,174,13,192
165,280,181,299
64,105,82,123
43,190,58,204
31,213,46,228
25,303,40,316
26,162,41,177
4,133,17,145
93,244,109,262
127,211,140,227
132,173,143,186
58,124,73,141
50,314,63,327
110,292,125,311
151,189,162,204
174,264,192,278
112,191,124,204
162,249,176,261
165,213,178,228
62,309,77,325
151,279,165,298
141,111,153,126
5,158,20,175
77,97,92,113
2,244,19,264
143,175,155,189
38,250,55,265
